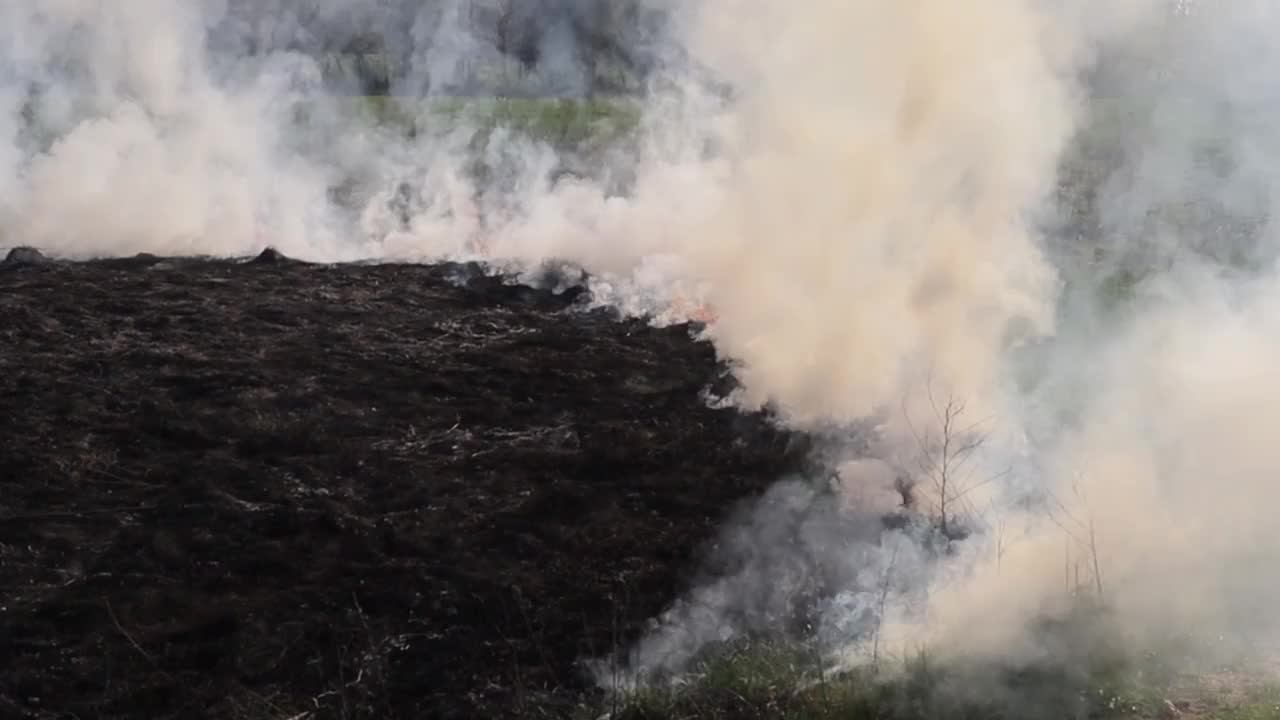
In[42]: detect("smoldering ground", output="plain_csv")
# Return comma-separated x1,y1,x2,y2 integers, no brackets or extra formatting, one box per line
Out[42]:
7,0,1280,703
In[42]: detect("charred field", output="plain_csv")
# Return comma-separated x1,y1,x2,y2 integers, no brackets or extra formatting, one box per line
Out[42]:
0,250,808,719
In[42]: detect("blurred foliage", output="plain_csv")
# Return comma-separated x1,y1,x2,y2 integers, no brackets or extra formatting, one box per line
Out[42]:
298,94,643,149
1219,686,1280,720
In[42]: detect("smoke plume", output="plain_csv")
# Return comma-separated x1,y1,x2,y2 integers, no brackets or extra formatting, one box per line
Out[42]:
7,0,1280,690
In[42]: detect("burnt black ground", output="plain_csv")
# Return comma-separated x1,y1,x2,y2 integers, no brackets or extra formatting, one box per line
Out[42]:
0,254,808,719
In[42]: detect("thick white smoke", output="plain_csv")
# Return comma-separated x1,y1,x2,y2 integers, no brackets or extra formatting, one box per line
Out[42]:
830,0,1280,675
0,2,346,258
6,0,1280,687
590,0,1280,681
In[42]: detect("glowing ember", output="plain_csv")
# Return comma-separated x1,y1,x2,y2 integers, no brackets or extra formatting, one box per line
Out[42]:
671,294,717,324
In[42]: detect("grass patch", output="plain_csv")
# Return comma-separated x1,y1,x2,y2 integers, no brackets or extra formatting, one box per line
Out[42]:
290,94,645,210
599,649,1001,720
1214,685,1280,720
429,96,643,146
301,95,643,148
591,610,1275,720
595,641,1082,720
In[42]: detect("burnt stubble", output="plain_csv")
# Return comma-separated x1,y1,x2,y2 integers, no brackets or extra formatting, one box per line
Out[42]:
0,255,806,719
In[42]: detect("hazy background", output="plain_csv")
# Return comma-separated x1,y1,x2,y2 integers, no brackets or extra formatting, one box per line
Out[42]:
7,0,1280,689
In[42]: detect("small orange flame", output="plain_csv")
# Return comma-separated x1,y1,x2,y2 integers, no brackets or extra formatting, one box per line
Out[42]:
671,295,717,324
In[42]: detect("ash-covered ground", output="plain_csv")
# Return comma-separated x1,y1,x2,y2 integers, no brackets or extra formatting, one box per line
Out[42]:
0,250,808,719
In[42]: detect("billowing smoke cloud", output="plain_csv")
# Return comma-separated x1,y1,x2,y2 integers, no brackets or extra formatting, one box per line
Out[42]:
587,0,1280,683
6,0,1280,691
0,2,343,258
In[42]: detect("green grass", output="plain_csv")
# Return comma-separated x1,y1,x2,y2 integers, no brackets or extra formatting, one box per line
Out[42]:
305,95,644,148
1214,685,1280,720
595,642,1081,720
590,619,1280,720
429,96,643,144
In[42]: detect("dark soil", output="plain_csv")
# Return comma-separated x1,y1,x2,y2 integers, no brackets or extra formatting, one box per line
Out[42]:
0,254,808,719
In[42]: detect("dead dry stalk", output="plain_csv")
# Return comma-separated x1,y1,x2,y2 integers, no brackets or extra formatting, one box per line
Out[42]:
870,539,901,670
902,378,998,541
1047,472,1105,601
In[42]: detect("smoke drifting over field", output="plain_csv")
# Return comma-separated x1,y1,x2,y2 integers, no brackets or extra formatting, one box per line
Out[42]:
8,0,1280,687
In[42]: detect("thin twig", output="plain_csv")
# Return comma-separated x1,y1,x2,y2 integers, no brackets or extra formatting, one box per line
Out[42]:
1089,519,1105,599
105,600,162,673
871,540,900,670
3,504,162,521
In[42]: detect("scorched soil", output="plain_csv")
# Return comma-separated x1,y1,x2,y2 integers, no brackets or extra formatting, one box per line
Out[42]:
0,253,807,719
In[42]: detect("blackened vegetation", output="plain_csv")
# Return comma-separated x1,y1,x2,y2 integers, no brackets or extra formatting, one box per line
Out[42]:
0,255,807,719
2,246,52,269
